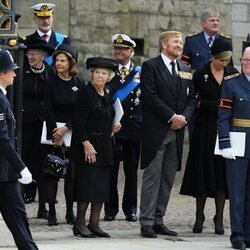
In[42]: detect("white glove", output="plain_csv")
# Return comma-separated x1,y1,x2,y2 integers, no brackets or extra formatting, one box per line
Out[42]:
221,148,236,160
18,167,32,184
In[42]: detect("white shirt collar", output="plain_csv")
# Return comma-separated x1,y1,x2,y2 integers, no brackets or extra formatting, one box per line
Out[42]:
203,32,216,43
37,29,52,40
0,85,7,95
119,61,131,71
160,53,177,74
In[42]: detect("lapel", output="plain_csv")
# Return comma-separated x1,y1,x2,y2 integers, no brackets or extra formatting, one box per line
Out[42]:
156,55,177,96
198,32,210,50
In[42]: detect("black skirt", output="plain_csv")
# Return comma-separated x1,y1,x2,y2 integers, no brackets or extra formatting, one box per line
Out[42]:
75,163,110,202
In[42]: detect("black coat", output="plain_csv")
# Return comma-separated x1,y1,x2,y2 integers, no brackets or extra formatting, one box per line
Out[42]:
0,90,25,182
45,74,83,138
22,62,54,124
70,83,115,165
140,55,196,170
180,63,239,197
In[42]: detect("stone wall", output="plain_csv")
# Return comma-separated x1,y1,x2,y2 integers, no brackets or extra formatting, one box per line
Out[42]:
16,0,250,77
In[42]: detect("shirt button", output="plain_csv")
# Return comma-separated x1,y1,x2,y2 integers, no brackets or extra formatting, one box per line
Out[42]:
129,116,133,119
130,107,133,110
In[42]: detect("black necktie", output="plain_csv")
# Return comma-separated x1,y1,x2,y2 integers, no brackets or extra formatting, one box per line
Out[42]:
208,36,213,47
170,61,178,93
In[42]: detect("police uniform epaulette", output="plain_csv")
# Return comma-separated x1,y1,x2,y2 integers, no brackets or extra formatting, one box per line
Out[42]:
220,34,231,39
224,73,240,80
186,32,198,37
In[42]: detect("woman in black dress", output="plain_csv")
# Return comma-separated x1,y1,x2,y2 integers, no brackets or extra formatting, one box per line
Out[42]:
45,44,82,225
70,57,120,238
22,38,55,218
180,37,239,234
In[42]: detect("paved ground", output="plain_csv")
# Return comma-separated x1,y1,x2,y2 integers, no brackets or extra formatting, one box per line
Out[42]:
0,133,232,249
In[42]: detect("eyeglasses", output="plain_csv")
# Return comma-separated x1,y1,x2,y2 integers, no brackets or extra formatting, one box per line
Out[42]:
26,52,42,58
240,58,250,64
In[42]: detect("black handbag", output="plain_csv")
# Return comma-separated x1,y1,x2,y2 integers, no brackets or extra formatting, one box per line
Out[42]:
43,147,69,178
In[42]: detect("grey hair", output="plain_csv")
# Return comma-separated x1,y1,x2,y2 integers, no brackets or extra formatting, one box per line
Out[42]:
200,8,219,22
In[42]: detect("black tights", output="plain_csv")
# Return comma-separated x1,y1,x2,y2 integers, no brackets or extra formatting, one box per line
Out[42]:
76,202,103,234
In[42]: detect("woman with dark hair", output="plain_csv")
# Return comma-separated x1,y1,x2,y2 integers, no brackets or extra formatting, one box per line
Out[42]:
45,44,83,225
180,37,239,234
71,57,121,238
22,37,55,219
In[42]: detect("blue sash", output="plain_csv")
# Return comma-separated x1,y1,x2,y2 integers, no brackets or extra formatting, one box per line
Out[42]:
44,33,65,65
112,66,141,102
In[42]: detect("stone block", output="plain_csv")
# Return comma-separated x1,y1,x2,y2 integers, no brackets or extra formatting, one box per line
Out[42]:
232,4,248,21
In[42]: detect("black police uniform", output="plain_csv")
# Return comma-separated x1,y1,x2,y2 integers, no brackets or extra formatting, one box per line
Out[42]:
0,52,38,249
182,32,232,70
104,63,142,219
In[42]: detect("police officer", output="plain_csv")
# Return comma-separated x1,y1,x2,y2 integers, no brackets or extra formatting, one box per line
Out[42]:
23,3,70,65
217,47,250,250
104,34,142,222
181,8,232,71
0,50,38,250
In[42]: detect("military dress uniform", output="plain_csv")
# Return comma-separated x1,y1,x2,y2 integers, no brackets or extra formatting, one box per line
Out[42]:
23,3,70,65
217,72,250,246
182,32,232,70
105,61,142,220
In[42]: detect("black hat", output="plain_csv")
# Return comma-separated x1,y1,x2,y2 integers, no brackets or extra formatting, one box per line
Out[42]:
0,50,19,72
24,38,55,56
86,57,118,72
211,37,232,56
15,13,22,22
56,44,78,62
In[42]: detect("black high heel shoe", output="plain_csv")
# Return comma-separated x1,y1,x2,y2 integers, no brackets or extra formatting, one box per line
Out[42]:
72,225,95,238
65,213,76,225
87,224,111,238
37,209,49,220
192,214,205,233
213,216,224,235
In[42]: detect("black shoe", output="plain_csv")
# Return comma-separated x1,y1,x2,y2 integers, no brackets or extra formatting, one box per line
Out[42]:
232,240,246,250
37,209,49,219
141,225,157,238
65,213,76,225
192,214,205,233
72,225,95,238
213,215,224,235
87,225,111,238
104,215,115,221
153,224,177,236
245,241,250,248
48,212,58,226
125,213,137,222
23,197,35,204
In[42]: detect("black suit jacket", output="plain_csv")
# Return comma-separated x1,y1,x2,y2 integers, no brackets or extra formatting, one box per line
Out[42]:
0,90,26,182
141,55,196,170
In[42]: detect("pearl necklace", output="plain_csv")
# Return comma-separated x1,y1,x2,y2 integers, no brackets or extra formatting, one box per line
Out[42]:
58,73,72,81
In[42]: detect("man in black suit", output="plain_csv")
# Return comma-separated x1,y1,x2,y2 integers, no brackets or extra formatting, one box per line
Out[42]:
139,31,196,238
23,3,70,65
0,50,38,250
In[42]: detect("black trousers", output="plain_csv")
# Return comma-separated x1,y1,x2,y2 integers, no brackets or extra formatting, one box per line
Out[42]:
105,139,140,216
0,181,38,250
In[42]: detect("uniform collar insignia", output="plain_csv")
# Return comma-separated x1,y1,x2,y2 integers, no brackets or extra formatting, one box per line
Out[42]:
224,73,240,80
